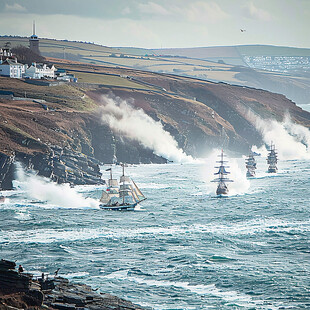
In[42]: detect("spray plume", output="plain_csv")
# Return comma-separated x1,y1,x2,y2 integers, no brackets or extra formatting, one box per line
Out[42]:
253,114,310,160
99,94,193,163
13,163,100,209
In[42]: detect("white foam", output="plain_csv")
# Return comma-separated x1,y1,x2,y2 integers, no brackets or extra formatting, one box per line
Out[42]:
102,269,268,308
13,163,100,210
61,272,89,279
98,93,194,163
14,210,31,220
138,183,169,189
2,218,308,244
202,150,250,196
253,113,310,160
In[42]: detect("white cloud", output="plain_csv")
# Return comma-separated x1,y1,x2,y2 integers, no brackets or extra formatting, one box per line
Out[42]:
138,1,170,16
121,6,131,15
184,1,229,23
242,2,271,21
4,3,27,12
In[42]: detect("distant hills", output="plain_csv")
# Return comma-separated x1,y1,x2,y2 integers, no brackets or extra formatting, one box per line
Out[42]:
1,36,310,106
153,45,310,66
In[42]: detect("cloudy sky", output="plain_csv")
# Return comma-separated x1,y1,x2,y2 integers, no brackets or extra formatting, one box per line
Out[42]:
0,0,309,49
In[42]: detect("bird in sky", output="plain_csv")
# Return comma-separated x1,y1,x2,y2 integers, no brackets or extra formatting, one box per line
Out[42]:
240,29,246,32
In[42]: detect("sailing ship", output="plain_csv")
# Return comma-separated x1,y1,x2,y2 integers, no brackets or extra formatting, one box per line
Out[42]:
212,150,233,196
245,150,257,178
267,142,278,173
100,164,146,210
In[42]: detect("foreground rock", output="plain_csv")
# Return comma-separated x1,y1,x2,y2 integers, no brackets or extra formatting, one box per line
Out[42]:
0,259,43,309
45,277,146,310
0,259,146,310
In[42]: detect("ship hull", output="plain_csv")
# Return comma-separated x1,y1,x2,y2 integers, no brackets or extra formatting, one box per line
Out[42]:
100,202,138,211
216,187,229,196
268,167,278,173
246,171,256,178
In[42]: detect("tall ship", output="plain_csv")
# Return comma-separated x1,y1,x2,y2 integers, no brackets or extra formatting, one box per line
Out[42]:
267,142,278,173
212,150,233,196
245,150,257,178
100,164,146,211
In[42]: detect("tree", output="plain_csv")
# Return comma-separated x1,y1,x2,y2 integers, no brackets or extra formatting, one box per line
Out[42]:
11,45,45,65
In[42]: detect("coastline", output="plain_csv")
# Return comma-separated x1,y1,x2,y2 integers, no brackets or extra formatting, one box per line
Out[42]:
0,259,147,310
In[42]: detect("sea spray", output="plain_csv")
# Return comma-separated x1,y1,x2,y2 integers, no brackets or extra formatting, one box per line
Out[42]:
203,150,250,196
98,93,194,163
13,163,100,209
250,112,310,160
252,145,268,157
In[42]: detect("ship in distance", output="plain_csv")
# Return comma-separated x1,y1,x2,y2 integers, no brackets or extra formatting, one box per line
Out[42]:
212,150,233,196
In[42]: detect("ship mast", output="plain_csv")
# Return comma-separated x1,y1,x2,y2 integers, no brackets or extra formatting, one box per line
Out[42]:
267,141,278,173
122,163,125,205
212,149,233,195
245,148,257,177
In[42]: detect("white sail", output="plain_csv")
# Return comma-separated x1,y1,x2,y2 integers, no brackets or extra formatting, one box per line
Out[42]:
100,191,110,204
120,175,131,183
132,180,146,201
108,179,119,187
130,185,140,202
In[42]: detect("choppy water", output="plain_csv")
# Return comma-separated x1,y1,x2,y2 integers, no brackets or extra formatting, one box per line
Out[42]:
0,157,309,309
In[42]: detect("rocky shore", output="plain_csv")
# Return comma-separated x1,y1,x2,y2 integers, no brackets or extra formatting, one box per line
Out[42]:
0,146,105,190
0,259,146,310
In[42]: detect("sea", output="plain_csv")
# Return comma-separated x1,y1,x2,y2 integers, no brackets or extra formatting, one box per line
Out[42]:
0,156,309,310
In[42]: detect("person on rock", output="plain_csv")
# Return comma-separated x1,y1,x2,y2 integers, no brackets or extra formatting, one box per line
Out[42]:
18,264,24,273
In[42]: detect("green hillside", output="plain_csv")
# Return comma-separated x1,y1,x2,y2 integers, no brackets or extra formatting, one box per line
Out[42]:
1,37,309,105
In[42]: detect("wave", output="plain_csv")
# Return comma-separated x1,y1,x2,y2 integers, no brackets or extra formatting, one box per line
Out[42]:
2,218,309,244
61,272,89,279
13,163,100,210
102,269,278,308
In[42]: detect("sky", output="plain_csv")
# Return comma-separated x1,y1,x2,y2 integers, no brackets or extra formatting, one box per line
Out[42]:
0,0,309,49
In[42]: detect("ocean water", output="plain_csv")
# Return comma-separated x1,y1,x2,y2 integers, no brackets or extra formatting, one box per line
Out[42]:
0,157,309,309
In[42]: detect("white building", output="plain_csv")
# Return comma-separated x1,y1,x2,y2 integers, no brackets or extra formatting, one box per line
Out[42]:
0,59,25,78
24,63,56,79
0,48,13,63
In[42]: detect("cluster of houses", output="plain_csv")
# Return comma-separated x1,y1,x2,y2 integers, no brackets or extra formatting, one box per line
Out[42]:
0,47,76,82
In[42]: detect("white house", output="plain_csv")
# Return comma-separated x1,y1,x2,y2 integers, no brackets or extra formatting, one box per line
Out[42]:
24,63,56,79
0,59,25,78
0,48,13,64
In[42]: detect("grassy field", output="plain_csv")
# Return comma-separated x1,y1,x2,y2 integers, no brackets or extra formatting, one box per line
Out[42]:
67,71,155,90
0,37,117,54
1,37,309,106
0,76,97,111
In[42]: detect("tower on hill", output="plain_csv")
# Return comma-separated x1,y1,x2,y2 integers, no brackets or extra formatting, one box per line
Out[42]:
29,21,40,55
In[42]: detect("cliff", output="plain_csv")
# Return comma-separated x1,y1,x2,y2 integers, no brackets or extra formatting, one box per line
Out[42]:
0,61,309,189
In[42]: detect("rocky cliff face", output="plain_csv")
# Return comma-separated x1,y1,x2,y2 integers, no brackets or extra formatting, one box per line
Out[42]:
0,147,104,190
0,62,309,189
